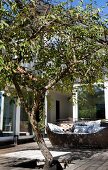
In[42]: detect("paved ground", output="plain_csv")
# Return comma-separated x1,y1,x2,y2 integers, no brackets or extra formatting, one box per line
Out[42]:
0,138,108,169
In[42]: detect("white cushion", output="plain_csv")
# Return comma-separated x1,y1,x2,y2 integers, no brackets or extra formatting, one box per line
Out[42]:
48,123,64,133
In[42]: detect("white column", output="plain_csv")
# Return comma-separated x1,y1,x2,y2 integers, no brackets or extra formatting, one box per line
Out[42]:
104,81,108,120
0,91,4,130
45,91,48,134
13,99,20,136
72,89,78,122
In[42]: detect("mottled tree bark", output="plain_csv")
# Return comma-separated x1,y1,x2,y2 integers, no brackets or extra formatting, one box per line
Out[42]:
12,76,63,169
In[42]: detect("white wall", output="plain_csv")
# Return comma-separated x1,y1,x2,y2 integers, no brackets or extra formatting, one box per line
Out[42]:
47,91,72,123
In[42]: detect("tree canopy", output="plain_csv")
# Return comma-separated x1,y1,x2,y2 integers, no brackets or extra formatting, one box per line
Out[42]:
1,0,108,96
0,0,108,168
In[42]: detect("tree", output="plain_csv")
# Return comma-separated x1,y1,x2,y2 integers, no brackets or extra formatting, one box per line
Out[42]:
0,0,108,169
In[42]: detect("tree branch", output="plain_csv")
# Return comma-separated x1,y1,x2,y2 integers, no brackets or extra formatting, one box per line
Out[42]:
15,0,23,9
45,66,70,90
27,19,57,41
12,74,29,113
15,66,38,81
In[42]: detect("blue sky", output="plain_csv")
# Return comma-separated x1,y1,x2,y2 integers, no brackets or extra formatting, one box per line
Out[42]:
52,0,108,16
54,0,108,6
83,0,108,16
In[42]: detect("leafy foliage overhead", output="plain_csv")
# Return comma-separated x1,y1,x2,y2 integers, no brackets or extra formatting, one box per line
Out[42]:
0,0,108,95
0,0,108,166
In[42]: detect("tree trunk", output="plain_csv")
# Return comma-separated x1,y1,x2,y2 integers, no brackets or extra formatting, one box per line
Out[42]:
29,111,63,169
29,111,53,159
12,77,63,169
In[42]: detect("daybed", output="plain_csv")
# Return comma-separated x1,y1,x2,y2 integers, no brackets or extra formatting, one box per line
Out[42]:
46,121,108,148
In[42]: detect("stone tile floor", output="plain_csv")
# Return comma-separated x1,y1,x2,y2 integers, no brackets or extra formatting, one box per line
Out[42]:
0,138,108,170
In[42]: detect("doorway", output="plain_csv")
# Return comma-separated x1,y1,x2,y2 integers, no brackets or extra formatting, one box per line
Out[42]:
96,104,105,119
56,100,60,122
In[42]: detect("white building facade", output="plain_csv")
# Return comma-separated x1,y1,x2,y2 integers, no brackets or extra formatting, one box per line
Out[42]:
0,92,33,144
71,81,108,122
0,80,108,141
